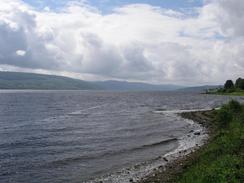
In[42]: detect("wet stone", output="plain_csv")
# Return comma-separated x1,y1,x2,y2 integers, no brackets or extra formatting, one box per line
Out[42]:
163,157,169,162
194,131,201,135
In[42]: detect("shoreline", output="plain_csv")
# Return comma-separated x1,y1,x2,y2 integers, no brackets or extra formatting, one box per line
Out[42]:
87,109,212,183
138,109,215,183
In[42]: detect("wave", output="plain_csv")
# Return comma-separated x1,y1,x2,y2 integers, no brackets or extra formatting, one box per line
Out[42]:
142,138,178,148
153,108,214,114
40,138,178,169
68,104,108,115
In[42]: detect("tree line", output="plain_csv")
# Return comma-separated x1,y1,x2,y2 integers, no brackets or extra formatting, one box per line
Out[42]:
222,77,244,92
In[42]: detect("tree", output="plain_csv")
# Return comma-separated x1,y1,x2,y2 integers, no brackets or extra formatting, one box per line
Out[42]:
235,78,242,88
235,78,244,90
224,80,234,89
240,80,244,90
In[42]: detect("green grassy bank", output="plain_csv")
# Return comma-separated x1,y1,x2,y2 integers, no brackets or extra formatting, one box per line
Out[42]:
205,77,244,96
207,91,244,96
175,100,244,183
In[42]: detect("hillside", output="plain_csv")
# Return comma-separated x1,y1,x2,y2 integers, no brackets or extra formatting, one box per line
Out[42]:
0,72,98,90
0,72,183,91
93,80,183,91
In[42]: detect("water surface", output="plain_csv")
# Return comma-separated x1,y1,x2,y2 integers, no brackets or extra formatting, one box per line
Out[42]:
0,91,240,183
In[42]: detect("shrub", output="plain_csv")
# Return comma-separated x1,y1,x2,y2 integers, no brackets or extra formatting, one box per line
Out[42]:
216,101,242,127
228,100,242,113
226,88,235,93
216,107,233,127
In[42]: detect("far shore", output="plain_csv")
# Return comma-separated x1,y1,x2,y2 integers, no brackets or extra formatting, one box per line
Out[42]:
205,91,244,96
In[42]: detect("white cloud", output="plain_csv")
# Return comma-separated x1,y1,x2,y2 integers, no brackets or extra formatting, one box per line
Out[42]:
16,50,26,56
43,6,50,12
0,0,243,85
213,0,244,38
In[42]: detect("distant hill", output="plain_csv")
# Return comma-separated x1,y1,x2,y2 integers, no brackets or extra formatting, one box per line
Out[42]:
0,72,98,90
0,72,184,91
92,80,183,91
179,85,222,92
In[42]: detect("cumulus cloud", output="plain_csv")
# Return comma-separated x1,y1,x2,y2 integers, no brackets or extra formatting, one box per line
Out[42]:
16,50,26,56
213,0,244,37
0,0,243,85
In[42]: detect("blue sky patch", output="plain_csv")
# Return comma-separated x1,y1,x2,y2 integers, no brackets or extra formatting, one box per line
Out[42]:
23,0,203,13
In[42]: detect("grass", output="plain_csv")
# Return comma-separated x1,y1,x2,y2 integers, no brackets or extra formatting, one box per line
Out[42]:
206,88,244,96
175,100,244,183
207,91,244,96
219,91,244,96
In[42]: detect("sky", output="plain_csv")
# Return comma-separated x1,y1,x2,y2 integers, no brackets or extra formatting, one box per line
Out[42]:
0,0,244,85
22,0,203,13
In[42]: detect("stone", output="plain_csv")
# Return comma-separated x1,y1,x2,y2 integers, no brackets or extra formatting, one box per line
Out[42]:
194,131,201,135
163,157,168,162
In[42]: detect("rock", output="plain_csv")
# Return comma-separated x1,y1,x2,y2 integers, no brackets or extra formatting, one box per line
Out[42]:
129,178,134,182
163,157,168,162
155,156,161,160
194,131,201,135
134,164,140,169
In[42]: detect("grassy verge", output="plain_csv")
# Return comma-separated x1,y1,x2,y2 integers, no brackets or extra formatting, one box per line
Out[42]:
139,100,244,183
207,91,244,96
175,100,244,183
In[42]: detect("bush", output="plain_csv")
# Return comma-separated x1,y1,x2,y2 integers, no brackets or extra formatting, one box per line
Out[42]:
240,113,244,124
217,88,225,93
215,100,242,127
226,88,235,93
216,107,233,127
228,100,242,113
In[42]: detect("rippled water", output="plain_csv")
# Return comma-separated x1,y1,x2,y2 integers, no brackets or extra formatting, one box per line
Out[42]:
0,90,241,183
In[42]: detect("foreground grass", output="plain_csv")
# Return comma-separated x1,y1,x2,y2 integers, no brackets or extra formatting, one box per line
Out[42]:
175,100,244,183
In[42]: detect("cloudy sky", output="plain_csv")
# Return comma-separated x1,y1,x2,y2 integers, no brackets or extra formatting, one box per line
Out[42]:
0,0,243,85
